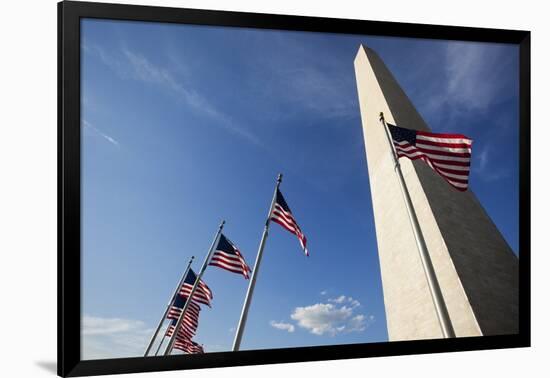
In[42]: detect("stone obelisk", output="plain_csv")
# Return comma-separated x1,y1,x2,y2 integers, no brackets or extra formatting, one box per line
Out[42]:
354,45,518,340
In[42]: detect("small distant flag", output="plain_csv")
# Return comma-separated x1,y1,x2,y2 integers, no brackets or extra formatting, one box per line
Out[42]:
179,268,213,307
209,234,252,279
167,295,201,322
387,124,473,191
270,189,308,256
165,319,205,354
166,296,200,336
174,339,205,354
165,319,196,340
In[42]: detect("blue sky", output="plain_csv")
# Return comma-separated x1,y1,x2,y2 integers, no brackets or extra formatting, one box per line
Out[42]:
80,19,519,359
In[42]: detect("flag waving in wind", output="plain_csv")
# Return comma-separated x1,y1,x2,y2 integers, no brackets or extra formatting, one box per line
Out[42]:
179,268,213,307
174,339,205,354
209,234,251,279
167,295,201,331
165,318,196,341
165,319,204,354
232,175,310,352
270,189,309,256
387,123,473,191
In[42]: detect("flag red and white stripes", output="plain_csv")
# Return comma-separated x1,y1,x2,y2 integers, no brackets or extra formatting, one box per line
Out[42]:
179,269,213,307
162,266,214,355
166,319,196,339
209,234,251,279
165,319,204,354
174,340,205,354
270,189,308,256
167,299,201,322
388,124,473,191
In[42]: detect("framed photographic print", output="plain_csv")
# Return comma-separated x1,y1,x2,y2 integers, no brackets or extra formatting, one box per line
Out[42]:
58,0,530,376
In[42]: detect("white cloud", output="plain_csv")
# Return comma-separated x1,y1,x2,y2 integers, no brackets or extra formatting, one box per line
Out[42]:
290,294,373,337
329,295,346,304
347,315,370,333
83,120,119,147
247,33,358,121
415,41,517,128
329,295,360,308
82,315,153,360
320,290,327,296
291,303,352,336
478,145,490,173
270,320,295,333
440,42,516,113
84,43,263,147
473,143,509,182
82,315,146,336
290,300,372,336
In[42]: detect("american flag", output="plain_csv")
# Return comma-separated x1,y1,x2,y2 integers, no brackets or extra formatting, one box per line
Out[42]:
166,295,200,334
167,294,201,321
270,189,308,256
387,124,473,191
166,320,196,340
209,234,252,279
165,319,196,340
174,339,205,354
165,320,205,354
179,268,213,307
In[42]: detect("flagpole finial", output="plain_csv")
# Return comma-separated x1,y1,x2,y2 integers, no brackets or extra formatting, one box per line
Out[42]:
379,112,385,121
220,220,226,228
277,173,283,183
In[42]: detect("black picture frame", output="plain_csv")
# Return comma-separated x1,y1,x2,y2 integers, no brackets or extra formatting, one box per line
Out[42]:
58,1,531,376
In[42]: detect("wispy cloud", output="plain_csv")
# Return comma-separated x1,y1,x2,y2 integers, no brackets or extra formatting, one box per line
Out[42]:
271,66,357,119
444,42,514,112
473,143,510,182
414,41,517,128
83,315,146,336
246,33,358,122
478,145,490,173
83,44,126,77
83,120,119,147
82,315,153,359
84,43,263,147
328,295,360,308
320,290,328,296
413,42,516,184
290,299,373,336
270,320,295,333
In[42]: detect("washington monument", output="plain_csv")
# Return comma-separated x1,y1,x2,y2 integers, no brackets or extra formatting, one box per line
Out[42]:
354,45,519,340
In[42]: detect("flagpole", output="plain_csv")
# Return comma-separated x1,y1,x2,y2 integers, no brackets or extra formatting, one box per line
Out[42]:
232,174,282,351
154,334,166,356
164,220,225,355
143,255,195,356
379,112,455,338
